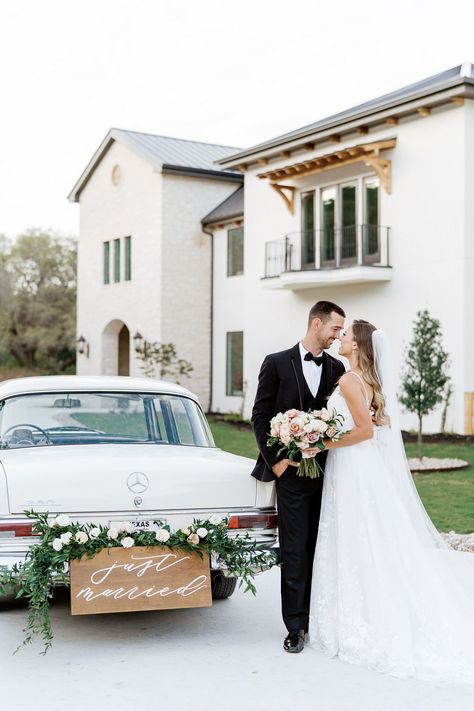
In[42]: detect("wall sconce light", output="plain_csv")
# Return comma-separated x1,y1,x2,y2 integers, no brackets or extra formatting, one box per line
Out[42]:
76,335,90,358
133,331,148,357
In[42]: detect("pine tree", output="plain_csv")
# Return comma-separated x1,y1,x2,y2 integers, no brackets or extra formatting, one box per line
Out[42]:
399,310,449,458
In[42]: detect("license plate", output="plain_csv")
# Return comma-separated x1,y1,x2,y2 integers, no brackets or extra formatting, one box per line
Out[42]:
109,519,165,532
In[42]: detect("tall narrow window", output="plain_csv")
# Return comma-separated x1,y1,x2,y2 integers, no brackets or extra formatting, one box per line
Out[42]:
103,241,110,284
124,236,132,281
341,184,357,263
364,178,380,261
226,331,243,396
301,192,315,269
321,187,336,266
114,238,121,282
227,227,244,276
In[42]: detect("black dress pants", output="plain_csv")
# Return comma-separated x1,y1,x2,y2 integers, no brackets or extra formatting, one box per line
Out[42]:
276,465,323,632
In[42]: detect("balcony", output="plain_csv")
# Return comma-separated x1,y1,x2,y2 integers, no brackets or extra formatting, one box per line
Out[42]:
263,225,392,290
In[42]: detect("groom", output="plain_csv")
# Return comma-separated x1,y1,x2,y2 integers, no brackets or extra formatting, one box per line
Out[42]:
251,300,345,653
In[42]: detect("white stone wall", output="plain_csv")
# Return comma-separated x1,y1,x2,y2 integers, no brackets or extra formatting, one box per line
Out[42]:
238,103,467,432
161,175,239,409
211,221,245,414
76,140,163,378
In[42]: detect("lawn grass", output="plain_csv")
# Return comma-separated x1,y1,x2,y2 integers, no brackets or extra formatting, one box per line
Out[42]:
208,417,474,533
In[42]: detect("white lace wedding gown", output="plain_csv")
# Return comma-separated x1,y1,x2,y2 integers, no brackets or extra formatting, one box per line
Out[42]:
309,373,474,683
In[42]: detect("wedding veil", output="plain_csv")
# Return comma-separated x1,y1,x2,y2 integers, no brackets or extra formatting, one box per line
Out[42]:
372,330,449,550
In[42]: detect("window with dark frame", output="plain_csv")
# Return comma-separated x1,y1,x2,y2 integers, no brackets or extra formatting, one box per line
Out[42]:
103,241,110,284
114,238,121,282
226,331,244,396
124,236,132,281
227,227,244,276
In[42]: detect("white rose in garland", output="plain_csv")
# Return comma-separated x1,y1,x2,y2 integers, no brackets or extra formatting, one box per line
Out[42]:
89,527,101,539
121,537,134,548
51,514,71,528
60,532,72,545
209,514,224,525
187,533,200,545
155,528,170,543
196,527,208,538
75,531,88,544
107,527,119,540
51,538,63,552
180,527,191,536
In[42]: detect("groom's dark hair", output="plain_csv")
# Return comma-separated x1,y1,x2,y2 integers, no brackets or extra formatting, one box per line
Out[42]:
308,300,345,324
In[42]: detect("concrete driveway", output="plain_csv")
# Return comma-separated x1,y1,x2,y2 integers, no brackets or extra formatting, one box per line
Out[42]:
1,567,473,711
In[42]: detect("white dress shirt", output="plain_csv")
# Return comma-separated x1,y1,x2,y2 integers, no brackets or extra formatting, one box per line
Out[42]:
299,341,323,398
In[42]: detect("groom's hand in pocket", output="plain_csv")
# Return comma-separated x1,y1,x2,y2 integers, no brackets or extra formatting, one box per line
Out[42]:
272,459,299,478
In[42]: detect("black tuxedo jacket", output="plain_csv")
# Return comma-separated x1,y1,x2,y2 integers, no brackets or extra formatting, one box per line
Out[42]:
250,343,345,482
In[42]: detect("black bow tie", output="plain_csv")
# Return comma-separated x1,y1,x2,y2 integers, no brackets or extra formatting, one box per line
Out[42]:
304,352,323,366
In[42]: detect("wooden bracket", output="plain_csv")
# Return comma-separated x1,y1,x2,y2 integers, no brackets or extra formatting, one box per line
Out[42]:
270,183,296,214
363,156,392,194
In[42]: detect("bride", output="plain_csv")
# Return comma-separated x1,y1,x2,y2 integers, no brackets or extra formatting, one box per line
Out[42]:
308,319,474,683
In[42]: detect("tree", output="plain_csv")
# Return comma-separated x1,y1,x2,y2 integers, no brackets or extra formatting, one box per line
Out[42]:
0,230,77,372
135,341,193,382
399,310,449,457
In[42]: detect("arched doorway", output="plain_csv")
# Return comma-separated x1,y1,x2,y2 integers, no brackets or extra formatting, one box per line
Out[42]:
102,320,130,375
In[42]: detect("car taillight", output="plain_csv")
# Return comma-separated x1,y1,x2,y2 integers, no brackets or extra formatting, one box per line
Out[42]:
0,523,35,538
227,513,278,530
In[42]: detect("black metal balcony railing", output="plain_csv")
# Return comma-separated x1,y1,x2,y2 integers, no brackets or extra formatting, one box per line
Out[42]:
264,225,391,278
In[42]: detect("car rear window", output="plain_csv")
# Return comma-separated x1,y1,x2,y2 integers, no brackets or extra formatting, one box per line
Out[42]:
0,391,214,449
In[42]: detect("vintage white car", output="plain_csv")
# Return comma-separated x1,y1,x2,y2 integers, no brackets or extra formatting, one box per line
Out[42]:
0,376,277,600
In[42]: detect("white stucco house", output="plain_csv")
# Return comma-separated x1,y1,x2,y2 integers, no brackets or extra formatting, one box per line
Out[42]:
71,63,474,433
69,129,242,407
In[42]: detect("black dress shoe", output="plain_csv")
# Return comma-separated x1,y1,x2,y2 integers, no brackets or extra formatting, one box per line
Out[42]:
283,629,305,653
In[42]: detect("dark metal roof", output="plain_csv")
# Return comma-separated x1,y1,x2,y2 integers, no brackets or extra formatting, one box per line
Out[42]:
219,63,474,165
202,186,244,225
69,129,242,201
113,129,241,172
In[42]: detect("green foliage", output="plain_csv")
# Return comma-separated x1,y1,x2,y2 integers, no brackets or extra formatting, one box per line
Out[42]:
0,230,77,372
399,310,450,455
136,341,193,382
0,510,277,654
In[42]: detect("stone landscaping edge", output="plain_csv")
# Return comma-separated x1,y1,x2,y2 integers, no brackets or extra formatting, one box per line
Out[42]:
408,457,469,473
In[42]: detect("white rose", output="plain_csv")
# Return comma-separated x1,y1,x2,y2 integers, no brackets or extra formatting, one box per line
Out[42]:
180,527,191,536
121,536,134,548
303,423,313,433
209,514,223,525
320,408,330,422
119,521,135,534
75,531,88,544
89,527,101,539
187,533,200,545
196,527,208,538
52,514,71,528
52,538,63,552
316,420,328,434
60,531,72,545
155,528,170,543
107,527,119,540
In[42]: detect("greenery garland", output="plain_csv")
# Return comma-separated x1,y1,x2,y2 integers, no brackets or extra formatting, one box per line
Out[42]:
0,510,278,654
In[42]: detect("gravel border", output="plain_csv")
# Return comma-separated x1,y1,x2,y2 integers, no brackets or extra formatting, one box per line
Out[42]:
408,457,469,472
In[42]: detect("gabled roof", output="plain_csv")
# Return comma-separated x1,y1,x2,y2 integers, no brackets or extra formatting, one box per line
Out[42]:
68,129,243,202
202,186,244,226
218,63,474,167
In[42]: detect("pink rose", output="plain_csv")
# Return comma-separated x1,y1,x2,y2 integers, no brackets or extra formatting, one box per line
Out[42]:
290,422,302,434
326,426,337,438
320,408,330,421
307,432,319,443
287,409,300,418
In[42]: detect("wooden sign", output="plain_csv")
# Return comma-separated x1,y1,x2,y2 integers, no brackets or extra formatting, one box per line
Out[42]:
70,546,212,615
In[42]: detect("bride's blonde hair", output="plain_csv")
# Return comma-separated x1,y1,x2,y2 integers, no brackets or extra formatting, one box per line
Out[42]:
352,320,390,426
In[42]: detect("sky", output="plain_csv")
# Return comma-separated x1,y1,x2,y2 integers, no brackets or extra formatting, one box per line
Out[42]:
1,0,474,239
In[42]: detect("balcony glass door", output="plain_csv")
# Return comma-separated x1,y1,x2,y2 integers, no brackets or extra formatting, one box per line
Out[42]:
321,187,336,267
301,192,315,269
364,178,380,263
340,183,357,265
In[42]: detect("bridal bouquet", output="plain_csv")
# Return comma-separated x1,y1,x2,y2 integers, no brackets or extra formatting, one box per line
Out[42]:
267,408,345,478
